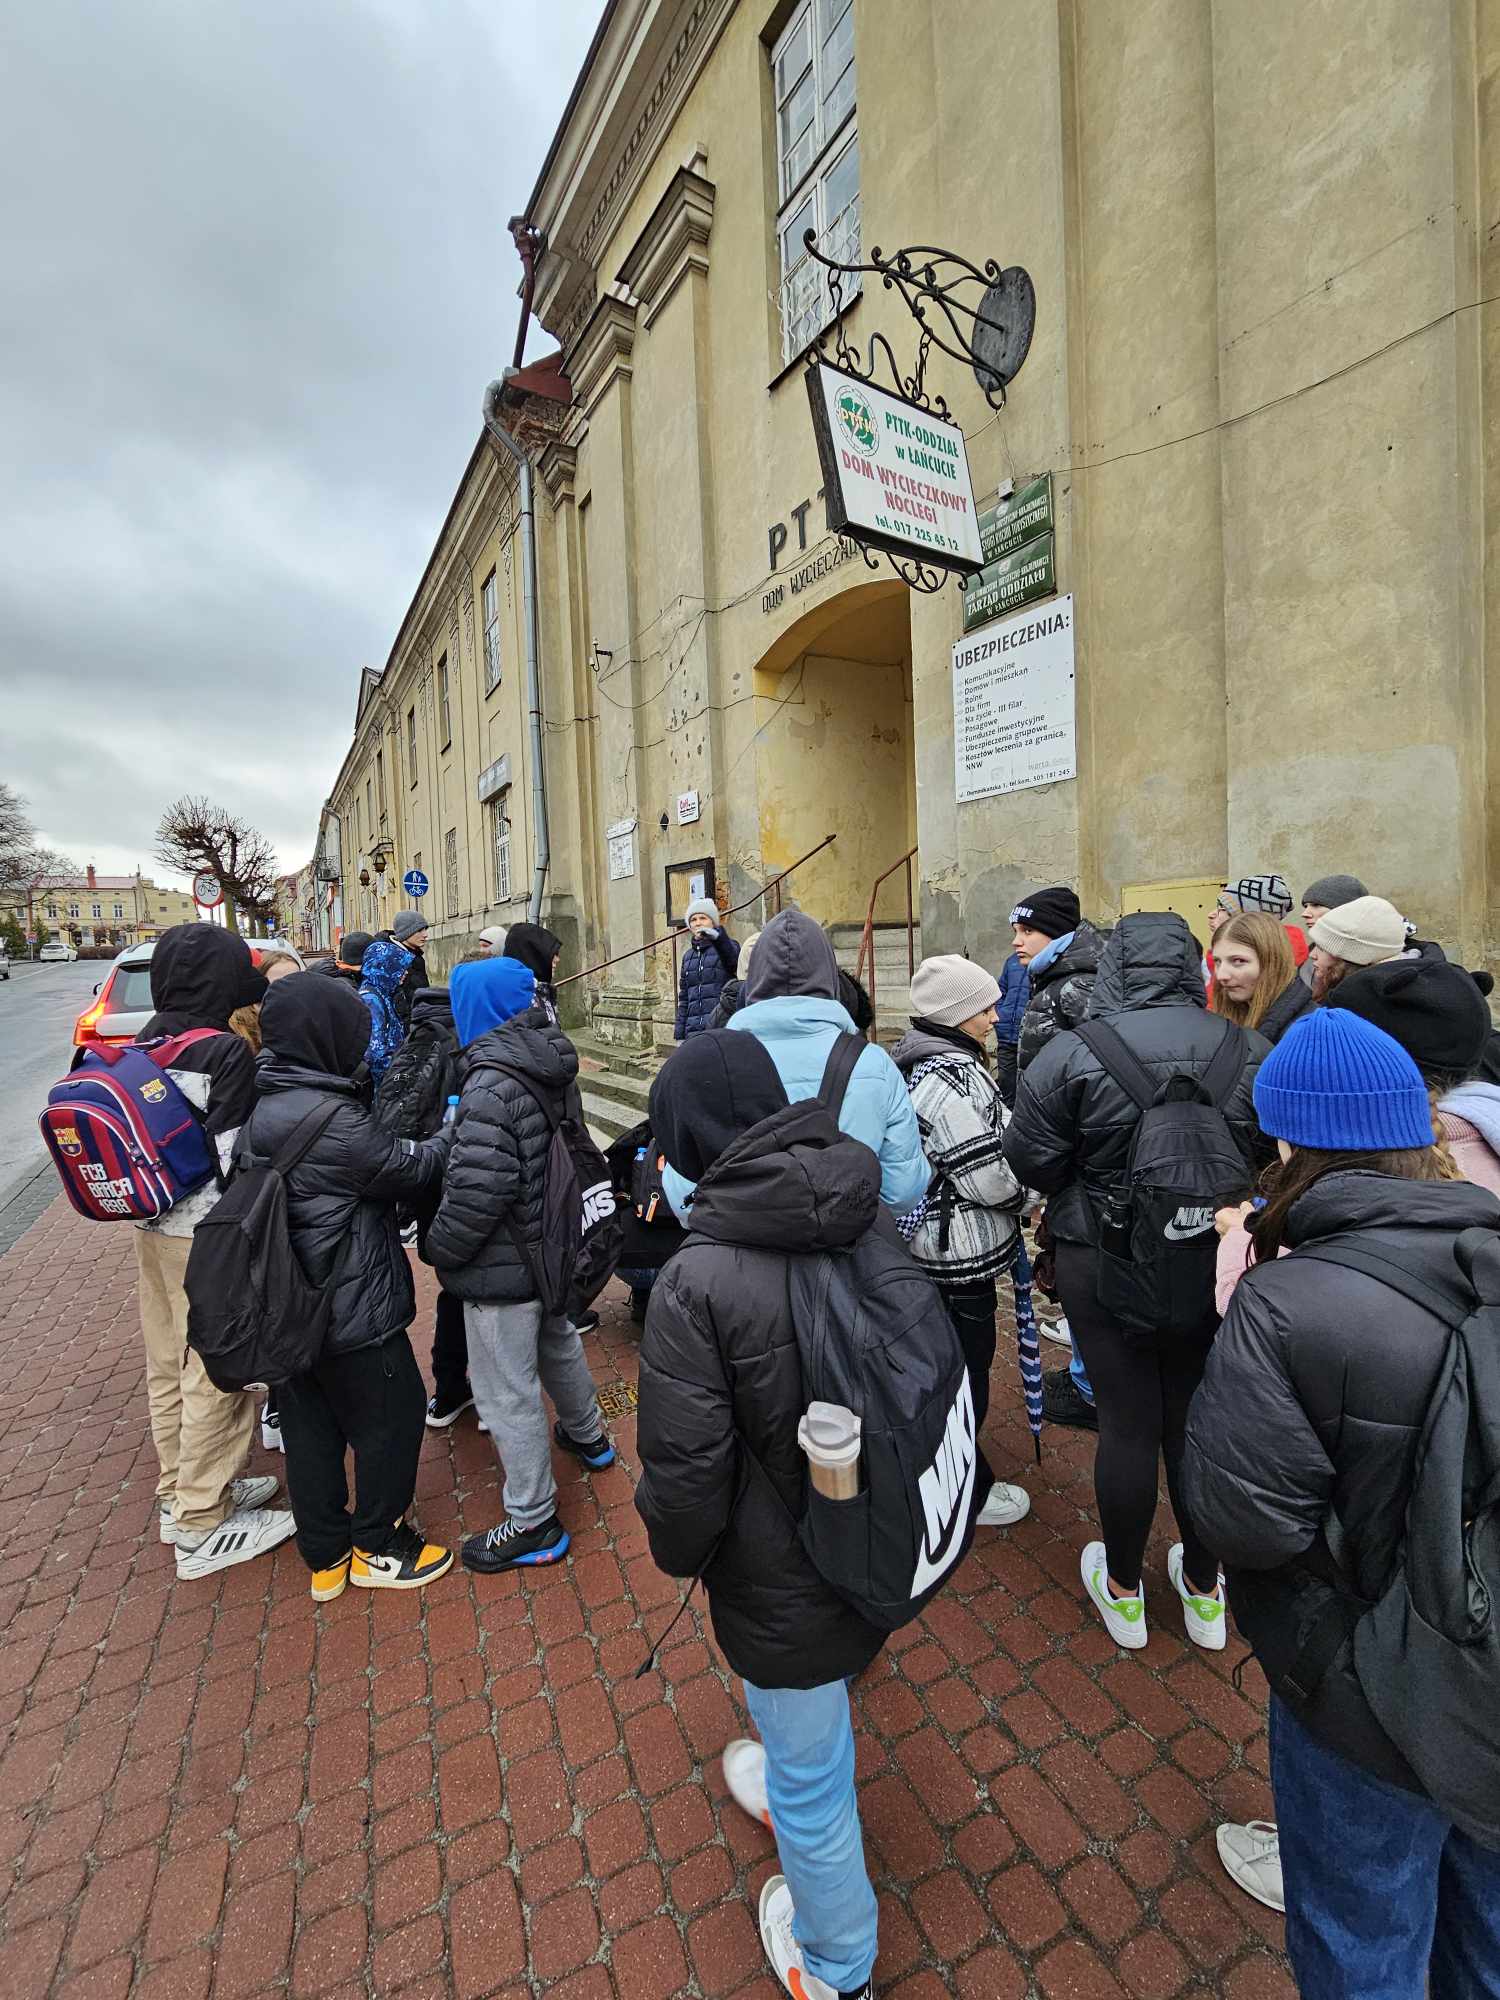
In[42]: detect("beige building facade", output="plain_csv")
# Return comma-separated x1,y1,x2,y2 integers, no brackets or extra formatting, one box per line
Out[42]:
1,868,199,949
322,0,1500,1029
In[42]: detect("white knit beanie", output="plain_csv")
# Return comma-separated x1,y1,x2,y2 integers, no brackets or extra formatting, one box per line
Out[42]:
684,897,719,926
909,955,1002,1028
737,930,760,978
1308,896,1408,967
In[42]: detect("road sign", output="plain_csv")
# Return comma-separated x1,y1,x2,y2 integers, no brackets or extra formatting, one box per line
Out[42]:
192,872,223,908
402,869,429,900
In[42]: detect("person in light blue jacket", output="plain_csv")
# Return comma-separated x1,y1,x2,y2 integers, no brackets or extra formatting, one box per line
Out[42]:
661,909,931,1222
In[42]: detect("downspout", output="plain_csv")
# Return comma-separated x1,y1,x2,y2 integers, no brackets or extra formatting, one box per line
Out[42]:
482,378,550,924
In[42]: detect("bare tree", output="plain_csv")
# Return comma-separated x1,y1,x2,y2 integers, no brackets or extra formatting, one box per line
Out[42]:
0,784,79,941
155,796,279,933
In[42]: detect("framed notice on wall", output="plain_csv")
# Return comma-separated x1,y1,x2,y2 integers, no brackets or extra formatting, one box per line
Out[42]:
665,858,716,927
952,596,1076,803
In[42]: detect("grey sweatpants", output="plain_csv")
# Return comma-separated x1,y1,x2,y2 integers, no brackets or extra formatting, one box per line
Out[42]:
464,1298,604,1528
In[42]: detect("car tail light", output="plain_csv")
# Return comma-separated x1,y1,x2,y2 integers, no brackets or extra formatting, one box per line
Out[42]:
73,986,113,1049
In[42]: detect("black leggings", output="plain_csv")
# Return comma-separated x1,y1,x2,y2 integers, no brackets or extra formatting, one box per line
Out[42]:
940,1279,998,1505
1055,1243,1217,1593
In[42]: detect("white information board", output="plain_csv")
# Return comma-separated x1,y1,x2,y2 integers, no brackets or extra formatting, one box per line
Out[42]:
953,596,1076,803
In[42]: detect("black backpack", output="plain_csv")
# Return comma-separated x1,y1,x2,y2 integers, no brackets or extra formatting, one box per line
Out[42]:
372,1017,453,1141
1074,1017,1250,1336
184,1099,348,1391
779,1035,981,1631
1292,1229,1500,1845
483,1065,623,1317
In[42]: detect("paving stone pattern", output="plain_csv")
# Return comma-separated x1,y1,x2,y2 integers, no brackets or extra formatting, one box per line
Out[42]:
0,1197,1294,1998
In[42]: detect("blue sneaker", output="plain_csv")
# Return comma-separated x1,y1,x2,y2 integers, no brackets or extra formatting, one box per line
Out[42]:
553,1421,616,1470
461,1516,570,1573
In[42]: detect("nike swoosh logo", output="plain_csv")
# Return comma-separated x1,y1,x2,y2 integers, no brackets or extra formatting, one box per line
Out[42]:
1163,1218,1215,1241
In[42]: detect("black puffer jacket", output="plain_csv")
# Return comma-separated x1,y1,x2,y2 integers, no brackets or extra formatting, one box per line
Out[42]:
374,988,459,1141
245,974,447,1358
1017,920,1108,1072
1183,1171,1500,1794
425,1011,579,1302
1004,912,1267,1244
635,1103,888,1688
675,929,739,1039
1255,974,1317,1045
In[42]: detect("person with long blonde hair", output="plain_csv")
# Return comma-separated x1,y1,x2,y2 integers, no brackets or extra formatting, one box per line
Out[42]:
1210,913,1314,1044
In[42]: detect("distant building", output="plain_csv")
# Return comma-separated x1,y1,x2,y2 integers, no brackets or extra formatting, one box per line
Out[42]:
1,865,198,948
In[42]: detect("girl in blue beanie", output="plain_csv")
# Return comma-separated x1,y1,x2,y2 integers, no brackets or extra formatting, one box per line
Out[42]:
1183,1009,1500,1989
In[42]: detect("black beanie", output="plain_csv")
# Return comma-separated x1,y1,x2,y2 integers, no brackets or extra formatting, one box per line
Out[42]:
648,1030,788,1181
1326,954,1492,1082
1009,886,1081,941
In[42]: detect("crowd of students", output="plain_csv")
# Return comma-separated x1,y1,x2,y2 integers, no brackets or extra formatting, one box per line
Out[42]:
114,871,1500,2000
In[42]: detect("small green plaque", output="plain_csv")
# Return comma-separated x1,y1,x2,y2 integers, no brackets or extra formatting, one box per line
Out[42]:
961,530,1056,633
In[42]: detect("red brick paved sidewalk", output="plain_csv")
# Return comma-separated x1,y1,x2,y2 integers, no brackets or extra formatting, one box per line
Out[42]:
0,1197,1293,2000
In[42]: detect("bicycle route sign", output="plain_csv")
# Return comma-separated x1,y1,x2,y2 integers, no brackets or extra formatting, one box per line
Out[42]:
403,869,429,900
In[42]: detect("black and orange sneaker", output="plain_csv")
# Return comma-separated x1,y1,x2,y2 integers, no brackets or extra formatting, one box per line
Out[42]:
311,1555,351,1602
349,1523,453,1590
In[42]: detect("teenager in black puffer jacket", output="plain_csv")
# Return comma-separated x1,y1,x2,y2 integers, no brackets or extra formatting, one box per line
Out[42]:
246,973,452,1599
1182,1010,1500,1995
426,957,614,1575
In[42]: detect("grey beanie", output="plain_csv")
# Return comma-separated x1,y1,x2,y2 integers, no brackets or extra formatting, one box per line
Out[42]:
683,897,719,927
1302,873,1368,911
392,910,428,942
478,926,507,950
909,955,1002,1029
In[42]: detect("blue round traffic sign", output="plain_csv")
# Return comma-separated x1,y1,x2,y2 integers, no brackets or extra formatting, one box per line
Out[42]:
402,869,429,899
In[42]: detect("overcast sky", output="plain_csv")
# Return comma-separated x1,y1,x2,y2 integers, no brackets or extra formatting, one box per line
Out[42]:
1,0,602,886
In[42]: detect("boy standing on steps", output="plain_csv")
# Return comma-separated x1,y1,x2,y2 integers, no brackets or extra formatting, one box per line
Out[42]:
426,957,615,1573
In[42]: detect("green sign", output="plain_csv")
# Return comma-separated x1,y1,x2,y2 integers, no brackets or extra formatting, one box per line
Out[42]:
979,473,1054,564
962,530,1056,632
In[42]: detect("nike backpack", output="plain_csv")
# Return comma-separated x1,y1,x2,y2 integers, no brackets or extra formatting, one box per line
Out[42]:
1289,1228,1500,1849
782,1035,981,1630
1074,1017,1251,1337
184,1098,349,1391
39,1030,221,1221
484,1066,624,1317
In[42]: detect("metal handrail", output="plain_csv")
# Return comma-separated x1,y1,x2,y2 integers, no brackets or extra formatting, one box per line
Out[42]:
855,846,918,1033
556,833,838,992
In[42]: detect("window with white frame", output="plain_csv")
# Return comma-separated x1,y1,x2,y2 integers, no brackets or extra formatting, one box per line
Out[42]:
91,902,101,920
437,655,451,747
774,0,859,364
492,790,512,904
113,902,124,919
482,570,502,694
407,705,417,784
68,902,79,918
444,828,459,919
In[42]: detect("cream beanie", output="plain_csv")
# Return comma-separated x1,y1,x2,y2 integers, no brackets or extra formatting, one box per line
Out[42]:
909,954,1002,1028
737,931,760,978
1308,896,1408,968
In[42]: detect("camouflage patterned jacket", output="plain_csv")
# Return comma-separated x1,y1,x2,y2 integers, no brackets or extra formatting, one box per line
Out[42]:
1016,920,1109,1075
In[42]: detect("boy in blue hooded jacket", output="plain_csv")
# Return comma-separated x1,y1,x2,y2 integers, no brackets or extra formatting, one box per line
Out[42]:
358,937,413,1087
426,957,615,1572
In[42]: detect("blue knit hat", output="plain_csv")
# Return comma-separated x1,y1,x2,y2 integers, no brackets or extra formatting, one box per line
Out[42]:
1252,1010,1434,1152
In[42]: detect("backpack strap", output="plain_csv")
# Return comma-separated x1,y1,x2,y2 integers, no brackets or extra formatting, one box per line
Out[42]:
148,1027,225,1067
817,1032,866,1121
1200,1019,1247,1109
477,1061,564,1132
1295,1240,1470,1330
1073,1019,1158,1110
240,1097,346,1176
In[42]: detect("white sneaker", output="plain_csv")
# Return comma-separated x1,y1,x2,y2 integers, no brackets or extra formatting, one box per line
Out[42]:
260,1406,284,1452
976,1482,1031,1528
722,1738,770,1827
1040,1315,1073,1347
1080,1541,1147,1650
758,1875,871,2000
174,1507,297,1579
160,1476,281,1545
1168,1542,1227,1651
1216,1821,1284,1913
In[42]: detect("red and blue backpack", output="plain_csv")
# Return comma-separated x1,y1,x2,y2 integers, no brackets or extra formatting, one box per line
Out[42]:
39,1031,222,1221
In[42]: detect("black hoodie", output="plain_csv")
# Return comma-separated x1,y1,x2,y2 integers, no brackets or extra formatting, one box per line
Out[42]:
373,987,460,1142
1004,911,1269,1244
245,974,446,1357
133,924,266,1234
501,923,563,1024
636,1031,889,1688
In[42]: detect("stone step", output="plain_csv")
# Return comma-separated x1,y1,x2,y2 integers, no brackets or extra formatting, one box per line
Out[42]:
577,1065,653,1116
580,1089,640,1149
571,1033,661,1083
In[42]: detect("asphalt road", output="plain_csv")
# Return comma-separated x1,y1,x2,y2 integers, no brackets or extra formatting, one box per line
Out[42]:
0,960,102,1211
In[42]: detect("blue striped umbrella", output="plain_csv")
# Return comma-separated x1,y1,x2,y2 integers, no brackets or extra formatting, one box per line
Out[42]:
1007,1238,1045,1462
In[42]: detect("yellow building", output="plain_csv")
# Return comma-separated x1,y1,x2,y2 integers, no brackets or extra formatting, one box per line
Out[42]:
320,0,1500,1033
1,867,199,949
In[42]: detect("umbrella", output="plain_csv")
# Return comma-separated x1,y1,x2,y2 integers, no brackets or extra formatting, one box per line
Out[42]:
1007,1237,1044,1462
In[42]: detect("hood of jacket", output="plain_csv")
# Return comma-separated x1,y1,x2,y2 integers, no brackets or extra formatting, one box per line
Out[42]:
408,986,455,1035
459,1012,579,1093
144,923,264,1032
650,1027,788,1181
451,956,535,1047
685,1109,882,1253
502,923,562,985
1028,918,1107,996
258,971,371,1078
1090,912,1204,1014
1282,1166,1500,1253
1439,1081,1500,1156
741,909,840,1004
359,937,412,1001
890,1023,985,1074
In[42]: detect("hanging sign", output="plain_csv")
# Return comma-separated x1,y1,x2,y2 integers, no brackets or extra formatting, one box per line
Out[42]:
953,596,1076,804
191,872,223,909
806,361,984,576
675,790,701,826
961,530,1056,633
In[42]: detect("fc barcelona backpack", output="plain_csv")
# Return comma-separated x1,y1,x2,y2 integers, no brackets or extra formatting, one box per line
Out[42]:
39,1031,221,1221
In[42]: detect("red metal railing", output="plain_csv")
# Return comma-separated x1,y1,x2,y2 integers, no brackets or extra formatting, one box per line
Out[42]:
854,846,918,1034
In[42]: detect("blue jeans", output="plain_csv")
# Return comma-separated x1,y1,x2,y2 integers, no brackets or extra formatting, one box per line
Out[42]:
1069,1350,1094,1402
742,1678,878,1993
1271,1697,1500,1998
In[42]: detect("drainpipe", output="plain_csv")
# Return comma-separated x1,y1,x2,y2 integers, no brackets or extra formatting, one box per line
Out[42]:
482,377,550,925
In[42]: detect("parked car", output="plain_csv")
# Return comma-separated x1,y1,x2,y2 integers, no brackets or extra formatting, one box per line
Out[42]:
0,946,9,980
39,942,77,963
73,936,305,1049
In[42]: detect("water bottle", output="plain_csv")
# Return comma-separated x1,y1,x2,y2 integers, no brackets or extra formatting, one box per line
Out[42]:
442,1094,460,1127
